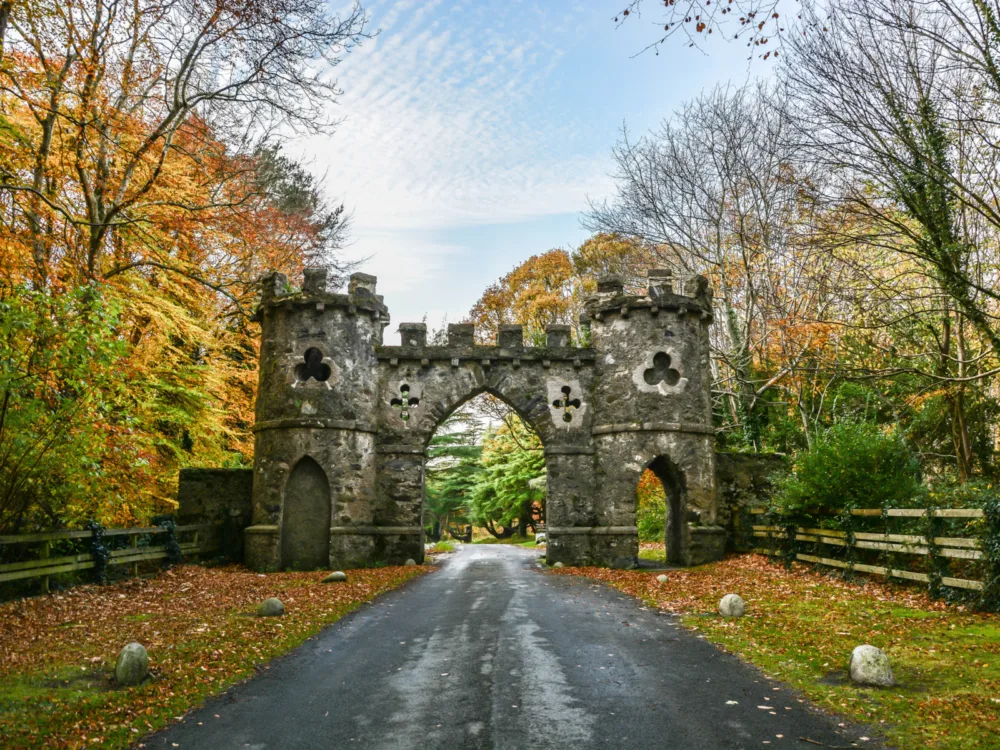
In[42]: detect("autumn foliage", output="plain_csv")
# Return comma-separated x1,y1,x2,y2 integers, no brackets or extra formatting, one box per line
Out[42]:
0,564,425,748
0,0,365,531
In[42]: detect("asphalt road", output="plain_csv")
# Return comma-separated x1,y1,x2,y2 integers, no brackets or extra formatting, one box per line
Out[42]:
145,545,880,750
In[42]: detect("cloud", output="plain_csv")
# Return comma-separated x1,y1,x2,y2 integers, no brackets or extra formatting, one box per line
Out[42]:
292,0,609,232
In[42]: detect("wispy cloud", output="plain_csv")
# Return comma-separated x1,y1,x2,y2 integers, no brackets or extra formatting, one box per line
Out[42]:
294,0,611,232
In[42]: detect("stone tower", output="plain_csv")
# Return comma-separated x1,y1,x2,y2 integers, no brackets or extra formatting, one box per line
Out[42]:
585,270,723,566
242,267,723,571
244,269,389,571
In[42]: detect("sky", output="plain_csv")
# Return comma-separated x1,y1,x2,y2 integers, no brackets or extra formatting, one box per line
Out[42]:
292,0,762,343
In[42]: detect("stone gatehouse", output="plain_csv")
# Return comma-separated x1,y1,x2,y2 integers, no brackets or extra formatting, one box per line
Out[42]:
240,266,723,571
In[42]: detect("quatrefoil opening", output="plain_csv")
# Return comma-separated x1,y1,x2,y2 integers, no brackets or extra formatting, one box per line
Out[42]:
643,351,681,387
390,383,420,421
295,347,331,382
552,384,582,423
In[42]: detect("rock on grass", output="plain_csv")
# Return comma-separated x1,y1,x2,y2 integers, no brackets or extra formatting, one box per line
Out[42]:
849,645,895,687
256,598,285,617
718,593,746,617
115,642,149,686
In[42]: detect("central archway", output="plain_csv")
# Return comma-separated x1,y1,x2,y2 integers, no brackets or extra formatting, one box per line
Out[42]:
423,390,547,546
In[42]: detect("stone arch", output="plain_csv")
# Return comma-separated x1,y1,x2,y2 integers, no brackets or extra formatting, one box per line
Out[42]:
644,455,687,565
420,383,549,452
281,456,331,570
422,386,548,539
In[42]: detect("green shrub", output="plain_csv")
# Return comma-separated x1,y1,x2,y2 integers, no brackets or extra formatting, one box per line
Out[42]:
770,422,920,515
637,470,666,542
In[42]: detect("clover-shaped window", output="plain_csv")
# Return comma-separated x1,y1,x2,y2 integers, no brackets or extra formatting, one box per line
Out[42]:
295,348,332,382
552,385,582,423
643,352,681,387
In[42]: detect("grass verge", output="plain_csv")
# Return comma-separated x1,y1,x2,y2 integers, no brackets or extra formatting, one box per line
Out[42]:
471,534,538,546
0,563,426,748
554,553,1000,750
426,540,457,554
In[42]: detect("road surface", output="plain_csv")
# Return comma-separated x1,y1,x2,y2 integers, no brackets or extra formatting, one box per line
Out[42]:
146,545,880,749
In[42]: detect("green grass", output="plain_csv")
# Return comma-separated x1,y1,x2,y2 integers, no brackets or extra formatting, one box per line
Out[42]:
513,538,541,548
556,555,1000,750
426,540,457,554
471,534,537,545
0,564,426,748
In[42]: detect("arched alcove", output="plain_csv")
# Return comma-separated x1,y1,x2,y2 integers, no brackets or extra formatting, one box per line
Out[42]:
281,456,331,570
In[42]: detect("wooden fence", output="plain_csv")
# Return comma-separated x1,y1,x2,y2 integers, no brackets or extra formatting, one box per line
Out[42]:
0,524,217,594
750,507,987,592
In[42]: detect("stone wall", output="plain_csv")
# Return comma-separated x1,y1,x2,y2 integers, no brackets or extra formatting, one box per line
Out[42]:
714,452,788,551
176,468,253,560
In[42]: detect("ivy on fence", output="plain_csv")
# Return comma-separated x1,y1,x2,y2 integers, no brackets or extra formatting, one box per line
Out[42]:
153,516,184,567
84,520,110,584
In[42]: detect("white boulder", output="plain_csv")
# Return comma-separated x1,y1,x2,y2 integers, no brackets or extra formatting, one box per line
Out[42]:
718,593,746,618
115,642,149,686
323,571,348,583
656,574,669,583
404,559,417,566
849,645,895,687
552,561,564,569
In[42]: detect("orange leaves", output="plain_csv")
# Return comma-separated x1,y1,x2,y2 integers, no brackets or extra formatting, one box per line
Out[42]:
468,249,578,343
0,564,426,748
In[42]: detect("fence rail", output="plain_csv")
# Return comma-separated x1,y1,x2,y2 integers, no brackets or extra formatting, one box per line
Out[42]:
749,507,989,594
0,524,217,593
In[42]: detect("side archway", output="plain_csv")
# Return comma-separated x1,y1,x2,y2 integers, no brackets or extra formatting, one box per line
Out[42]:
645,455,687,565
281,456,331,570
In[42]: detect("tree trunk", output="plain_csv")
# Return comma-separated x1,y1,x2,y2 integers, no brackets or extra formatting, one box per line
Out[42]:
0,2,12,63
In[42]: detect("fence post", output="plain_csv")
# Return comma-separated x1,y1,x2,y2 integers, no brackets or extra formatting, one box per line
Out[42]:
131,532,139,578
927,512,947,600
40,541,50,594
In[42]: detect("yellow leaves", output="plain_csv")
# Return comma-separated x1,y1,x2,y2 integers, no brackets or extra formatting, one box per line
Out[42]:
469,249,578,343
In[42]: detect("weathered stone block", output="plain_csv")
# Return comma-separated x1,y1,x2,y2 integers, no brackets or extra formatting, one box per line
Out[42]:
498,324,524,348
596,274,624,294
688,526,727,566
447,323,475,346
646,268,673,298
398,322,428,347
244,525,279,571
545,324,571,348
302,266,328,294
176,468,253,560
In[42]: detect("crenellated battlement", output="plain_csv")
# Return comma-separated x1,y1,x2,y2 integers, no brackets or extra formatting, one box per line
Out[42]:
242,266,722,572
